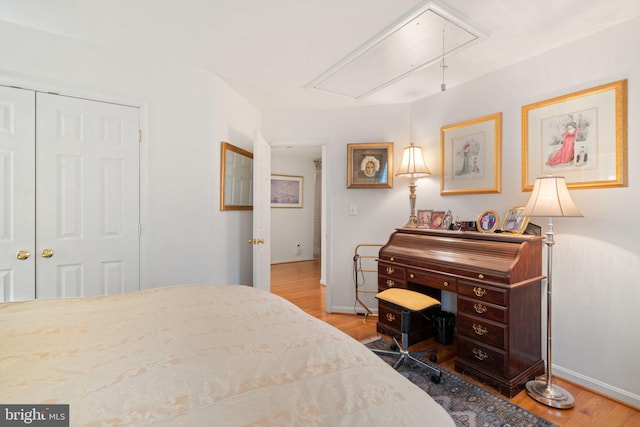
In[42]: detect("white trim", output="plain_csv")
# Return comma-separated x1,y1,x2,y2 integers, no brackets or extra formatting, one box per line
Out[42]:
553,365,640,408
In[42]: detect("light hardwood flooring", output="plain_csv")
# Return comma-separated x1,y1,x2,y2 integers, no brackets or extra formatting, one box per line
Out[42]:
271,260,640,427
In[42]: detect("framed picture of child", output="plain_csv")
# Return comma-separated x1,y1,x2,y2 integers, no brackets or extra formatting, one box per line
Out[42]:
501,206,530,234
477,210,499,233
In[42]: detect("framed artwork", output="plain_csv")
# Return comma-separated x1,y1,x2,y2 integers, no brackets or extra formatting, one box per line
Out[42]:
417,209,433,228
430,211,446,229
522,79,627,191
347,142,393,189
501,206,530,234
476,210,499,233
271,174,303,208
440,112,502,195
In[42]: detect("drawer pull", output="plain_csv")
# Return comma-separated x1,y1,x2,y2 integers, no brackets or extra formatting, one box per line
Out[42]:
472,323,488,336
473,287,487,297
386,267,395,275
473,348,488,361
409,273,415,279
478,274,485,280
443,281,449,287
473,303,487,314
386,279,395,287
386,313,396,322
389,257,394,262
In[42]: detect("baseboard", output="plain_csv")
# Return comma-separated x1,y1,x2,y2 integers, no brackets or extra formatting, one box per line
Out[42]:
331,304,379,316
554,365,640,409
271,257,316,264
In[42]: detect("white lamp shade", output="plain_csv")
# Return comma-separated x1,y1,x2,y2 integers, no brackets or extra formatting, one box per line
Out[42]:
396,143,431,177
521,176,582,217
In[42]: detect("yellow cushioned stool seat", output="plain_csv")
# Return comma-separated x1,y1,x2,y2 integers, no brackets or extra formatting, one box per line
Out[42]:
376,288,440,312
371,287,442,383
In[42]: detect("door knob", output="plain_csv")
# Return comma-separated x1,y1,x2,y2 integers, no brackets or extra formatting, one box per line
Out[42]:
41,248,54,258
16,250,30,260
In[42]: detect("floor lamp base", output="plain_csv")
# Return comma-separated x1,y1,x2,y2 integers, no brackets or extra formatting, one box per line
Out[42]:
525,379,575,409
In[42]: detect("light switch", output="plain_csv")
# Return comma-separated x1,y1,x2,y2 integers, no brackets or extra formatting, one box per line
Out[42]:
349,204,358,216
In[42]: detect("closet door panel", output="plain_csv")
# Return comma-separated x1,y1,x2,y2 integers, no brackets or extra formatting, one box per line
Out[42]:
36,93,140,298
0,86,36,301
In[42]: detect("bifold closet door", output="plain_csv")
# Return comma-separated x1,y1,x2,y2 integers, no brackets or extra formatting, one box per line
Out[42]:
0,86,36,301
36,93,140,298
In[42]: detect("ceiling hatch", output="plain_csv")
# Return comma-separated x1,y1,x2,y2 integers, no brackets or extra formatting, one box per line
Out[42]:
306,2,485,99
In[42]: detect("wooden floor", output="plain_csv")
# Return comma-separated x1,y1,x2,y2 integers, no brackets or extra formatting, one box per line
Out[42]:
271,260,640,427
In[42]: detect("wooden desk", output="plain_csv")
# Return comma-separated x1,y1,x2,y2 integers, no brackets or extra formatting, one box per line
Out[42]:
377,228,545,397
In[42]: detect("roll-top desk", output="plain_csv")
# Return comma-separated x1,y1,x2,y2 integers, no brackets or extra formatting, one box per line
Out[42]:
377,228,545,397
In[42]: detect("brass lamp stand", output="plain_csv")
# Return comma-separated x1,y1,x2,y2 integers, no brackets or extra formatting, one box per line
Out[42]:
520,176,582,409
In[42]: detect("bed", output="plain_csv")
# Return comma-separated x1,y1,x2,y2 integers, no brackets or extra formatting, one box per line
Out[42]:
0,284,454,426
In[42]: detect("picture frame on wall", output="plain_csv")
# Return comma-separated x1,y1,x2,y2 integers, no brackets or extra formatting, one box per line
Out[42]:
500,206,530,234
347,142,393,189
440,112,502,196
522,79,627,191
271,174,303,208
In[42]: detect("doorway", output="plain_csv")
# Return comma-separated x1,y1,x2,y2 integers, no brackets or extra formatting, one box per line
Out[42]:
270,143,328,306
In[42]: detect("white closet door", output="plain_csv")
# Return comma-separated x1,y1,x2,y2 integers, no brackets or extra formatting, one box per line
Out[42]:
0,86,36,301
36,93,140,298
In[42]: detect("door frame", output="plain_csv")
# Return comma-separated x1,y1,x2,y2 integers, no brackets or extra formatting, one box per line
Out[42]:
268,140,330,311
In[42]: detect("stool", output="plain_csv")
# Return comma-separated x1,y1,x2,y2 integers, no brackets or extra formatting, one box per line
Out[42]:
372,288,442,383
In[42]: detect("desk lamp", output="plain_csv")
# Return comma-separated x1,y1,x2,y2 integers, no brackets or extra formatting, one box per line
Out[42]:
396,143,430,228
520,175,582,409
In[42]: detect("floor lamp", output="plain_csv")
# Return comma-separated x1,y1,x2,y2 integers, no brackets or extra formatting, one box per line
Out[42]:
520,176,582,409
396,143,431,228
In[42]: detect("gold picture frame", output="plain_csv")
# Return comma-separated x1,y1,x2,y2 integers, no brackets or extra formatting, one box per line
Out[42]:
347,142,393,189
477,210,499,233
220,141,253,211
500,206,530,234
522,79,627,191
440,113,502,195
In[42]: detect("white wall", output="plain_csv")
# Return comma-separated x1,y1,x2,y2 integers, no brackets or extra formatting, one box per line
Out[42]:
265,18,640,407
0,20,262,288
271,151,317,263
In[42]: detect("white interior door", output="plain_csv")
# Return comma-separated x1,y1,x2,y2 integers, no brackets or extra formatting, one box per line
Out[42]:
36,93,140,298
252,131,271,291
0,86,36,301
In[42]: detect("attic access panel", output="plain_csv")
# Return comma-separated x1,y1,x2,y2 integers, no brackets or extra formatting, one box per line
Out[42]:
306,3,483,99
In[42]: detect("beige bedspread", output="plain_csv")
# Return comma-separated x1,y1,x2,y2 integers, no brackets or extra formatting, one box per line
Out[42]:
0,285,454,426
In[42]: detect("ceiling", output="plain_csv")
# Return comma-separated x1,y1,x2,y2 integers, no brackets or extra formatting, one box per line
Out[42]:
1,0,639,112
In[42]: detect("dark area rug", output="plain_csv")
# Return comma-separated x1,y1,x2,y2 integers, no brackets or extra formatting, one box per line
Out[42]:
366,339,557,427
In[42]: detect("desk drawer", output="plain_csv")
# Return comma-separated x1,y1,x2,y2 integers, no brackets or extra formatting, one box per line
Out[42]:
378,262,406,281
378,276,405,290
458,296,507,323
457,313,507,349
458,281,507,306
458,337,506,377
377,301,431,343
407,269,456,292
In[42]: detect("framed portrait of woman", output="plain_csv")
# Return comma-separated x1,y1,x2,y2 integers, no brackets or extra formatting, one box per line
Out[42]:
522,79,627,190
346,142,393,189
